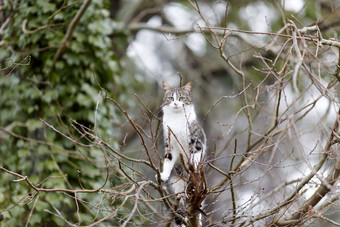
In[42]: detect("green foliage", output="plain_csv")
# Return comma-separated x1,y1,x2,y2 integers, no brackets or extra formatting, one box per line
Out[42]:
0,0,137,226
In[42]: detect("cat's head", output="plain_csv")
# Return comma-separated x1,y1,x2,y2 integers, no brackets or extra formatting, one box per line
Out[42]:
162,81,192,112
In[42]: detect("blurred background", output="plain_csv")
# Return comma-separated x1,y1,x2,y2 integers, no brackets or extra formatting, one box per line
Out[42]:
0,0,339,226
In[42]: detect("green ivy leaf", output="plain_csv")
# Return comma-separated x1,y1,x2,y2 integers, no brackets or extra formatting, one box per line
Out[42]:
27,119,43,132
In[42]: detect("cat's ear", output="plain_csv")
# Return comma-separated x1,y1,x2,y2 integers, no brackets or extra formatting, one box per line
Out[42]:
162,81,172,90
182,81,192,93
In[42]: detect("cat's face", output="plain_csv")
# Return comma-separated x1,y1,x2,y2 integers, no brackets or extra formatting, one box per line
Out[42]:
162,81,192,112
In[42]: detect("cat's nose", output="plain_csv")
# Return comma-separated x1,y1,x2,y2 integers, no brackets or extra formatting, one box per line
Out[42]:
174,102,178,106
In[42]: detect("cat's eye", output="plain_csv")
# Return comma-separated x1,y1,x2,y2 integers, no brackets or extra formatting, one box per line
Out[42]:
178,97,185,101
168,97,174,101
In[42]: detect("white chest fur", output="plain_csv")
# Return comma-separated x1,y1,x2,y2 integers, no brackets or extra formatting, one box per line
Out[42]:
162,105,196,157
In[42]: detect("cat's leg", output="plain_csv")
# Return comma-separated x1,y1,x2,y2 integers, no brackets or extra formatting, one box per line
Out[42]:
168,175,187,227
160,147,179,182
198,200,206,226
172,209,187,227
168,175,186,200
189,138,205,168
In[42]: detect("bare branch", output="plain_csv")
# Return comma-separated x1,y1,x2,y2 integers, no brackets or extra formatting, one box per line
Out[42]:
54,0,92,60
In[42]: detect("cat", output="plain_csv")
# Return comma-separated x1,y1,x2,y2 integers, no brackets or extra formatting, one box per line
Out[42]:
159,81,207,226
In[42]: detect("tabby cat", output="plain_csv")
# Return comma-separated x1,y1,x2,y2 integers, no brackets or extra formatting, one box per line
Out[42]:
159,81,206,225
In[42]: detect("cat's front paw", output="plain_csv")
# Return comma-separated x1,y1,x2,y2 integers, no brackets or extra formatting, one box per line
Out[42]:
155,172,169,182
160,172,170,182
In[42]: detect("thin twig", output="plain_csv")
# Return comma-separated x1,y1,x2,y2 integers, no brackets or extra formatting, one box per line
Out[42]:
54,0,92,60
229,139,237,225
121,181,151,227
25,193,40,227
